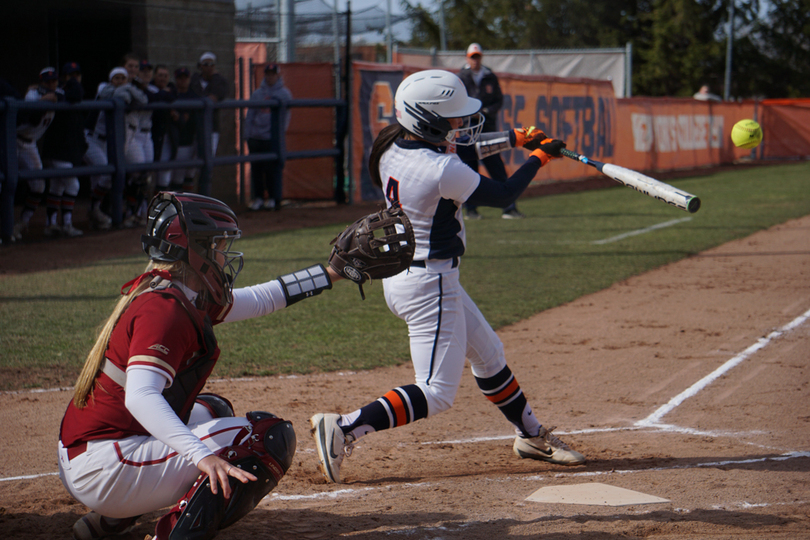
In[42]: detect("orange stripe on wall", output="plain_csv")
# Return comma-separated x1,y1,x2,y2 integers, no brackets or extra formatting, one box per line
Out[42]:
384,390,407,426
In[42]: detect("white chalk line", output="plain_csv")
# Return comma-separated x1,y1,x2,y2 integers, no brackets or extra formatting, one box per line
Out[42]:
636,305,810,428
495,217,692,246
591,217,692,245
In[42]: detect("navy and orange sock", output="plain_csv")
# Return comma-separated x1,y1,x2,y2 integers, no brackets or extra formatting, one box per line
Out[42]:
340,384,428,441
475,366,540,438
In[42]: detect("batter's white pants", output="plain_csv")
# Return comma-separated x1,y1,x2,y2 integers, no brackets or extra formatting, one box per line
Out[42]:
383,260,507,416
58,405,250,519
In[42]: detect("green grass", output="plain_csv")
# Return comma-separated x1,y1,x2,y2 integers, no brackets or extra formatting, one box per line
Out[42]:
1,162,808,391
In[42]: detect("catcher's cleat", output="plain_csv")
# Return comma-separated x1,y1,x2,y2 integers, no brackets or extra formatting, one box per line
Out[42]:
513,426,586,465
72,512,141,540
310,413,355,484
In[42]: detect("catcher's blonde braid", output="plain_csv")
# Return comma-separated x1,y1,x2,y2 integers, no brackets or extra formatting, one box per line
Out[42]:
72,260,188,408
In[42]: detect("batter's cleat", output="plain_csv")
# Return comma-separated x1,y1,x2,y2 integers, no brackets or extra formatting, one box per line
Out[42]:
310,413,355,484
513,426,586,465
72,512,141,540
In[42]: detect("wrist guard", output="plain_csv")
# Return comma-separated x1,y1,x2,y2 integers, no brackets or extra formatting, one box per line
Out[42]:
278,264,332,306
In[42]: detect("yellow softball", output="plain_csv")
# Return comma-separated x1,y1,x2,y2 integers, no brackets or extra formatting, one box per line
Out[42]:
731,119,763,149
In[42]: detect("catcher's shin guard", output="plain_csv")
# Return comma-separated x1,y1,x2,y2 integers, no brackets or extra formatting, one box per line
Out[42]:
154,412,296,540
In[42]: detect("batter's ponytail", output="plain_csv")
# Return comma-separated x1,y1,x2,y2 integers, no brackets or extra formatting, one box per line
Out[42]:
72,260,189,408
369,123,407,188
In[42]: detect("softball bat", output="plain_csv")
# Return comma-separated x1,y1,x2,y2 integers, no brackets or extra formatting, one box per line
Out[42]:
560,148,701,214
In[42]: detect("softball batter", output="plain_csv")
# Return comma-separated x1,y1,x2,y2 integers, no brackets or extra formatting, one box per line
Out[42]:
311,69,585,484
59,192,340,540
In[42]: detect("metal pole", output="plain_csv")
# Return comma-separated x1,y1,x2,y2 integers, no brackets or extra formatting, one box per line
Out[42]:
107,98,127,227
0,98,19,243
238,57,246,205
386,0,393,63
345,1,353,204
724,0,734,101
439,0,447,51
625,42,633,98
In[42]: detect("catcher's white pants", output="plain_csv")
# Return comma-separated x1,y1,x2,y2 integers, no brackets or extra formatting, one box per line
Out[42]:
57,405,249,519
383,261,507,416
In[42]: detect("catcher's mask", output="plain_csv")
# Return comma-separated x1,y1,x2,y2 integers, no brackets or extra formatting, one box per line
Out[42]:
395,69,483,146
141,192,243,306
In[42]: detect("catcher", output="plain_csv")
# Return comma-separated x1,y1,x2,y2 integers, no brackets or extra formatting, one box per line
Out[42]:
310,69,585,485
58,192,412,540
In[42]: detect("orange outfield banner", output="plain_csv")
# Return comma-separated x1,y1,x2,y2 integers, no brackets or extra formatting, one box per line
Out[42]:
350,62,809,203
760,99,810,158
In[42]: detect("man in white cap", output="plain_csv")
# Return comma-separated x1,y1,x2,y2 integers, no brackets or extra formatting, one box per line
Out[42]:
191,52,229,159
458,43,524,220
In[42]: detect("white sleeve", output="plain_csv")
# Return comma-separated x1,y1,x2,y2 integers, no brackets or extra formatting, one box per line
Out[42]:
439,155,481,203
223,279,288,323
124,367,214,466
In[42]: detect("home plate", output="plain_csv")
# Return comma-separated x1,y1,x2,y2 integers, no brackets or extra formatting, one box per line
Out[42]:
526,483,670,507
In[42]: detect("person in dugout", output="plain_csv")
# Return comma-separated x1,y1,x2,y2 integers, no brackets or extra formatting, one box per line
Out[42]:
58,192,343,540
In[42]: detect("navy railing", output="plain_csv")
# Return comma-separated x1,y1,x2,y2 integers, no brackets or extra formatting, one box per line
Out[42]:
0,96,346,242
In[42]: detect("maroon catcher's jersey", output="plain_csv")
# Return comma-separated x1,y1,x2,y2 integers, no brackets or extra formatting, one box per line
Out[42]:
60,288,221,447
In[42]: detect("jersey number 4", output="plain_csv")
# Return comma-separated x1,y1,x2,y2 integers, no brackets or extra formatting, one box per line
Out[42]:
385,177,401,208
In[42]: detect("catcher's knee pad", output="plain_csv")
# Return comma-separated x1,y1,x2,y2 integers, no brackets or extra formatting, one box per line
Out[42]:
195,393,235,419
155,412,296,540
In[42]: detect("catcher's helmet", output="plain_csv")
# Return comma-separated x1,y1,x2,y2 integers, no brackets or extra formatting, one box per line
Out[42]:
141,192,243,306
394,70,483,145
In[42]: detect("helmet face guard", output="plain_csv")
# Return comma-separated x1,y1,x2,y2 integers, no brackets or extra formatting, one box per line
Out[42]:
395,70,483,145
141,192,243,306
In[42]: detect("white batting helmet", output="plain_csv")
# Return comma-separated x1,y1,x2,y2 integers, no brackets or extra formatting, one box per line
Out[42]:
394,70,483,145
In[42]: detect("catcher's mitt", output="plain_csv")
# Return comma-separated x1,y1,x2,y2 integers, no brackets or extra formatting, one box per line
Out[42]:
328,206,415,299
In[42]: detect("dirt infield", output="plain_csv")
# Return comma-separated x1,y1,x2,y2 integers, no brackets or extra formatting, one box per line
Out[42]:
0,203,808,539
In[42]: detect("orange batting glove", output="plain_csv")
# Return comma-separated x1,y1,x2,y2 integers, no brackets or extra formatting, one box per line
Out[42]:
514,126,547,148
529,138,567,166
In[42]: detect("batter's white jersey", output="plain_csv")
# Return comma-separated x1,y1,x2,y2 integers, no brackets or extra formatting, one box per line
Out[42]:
378,139,480,261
